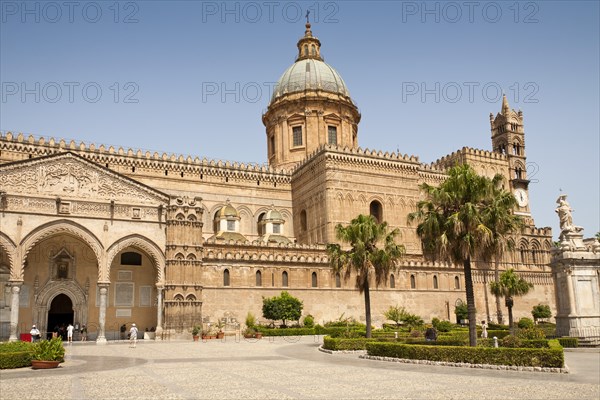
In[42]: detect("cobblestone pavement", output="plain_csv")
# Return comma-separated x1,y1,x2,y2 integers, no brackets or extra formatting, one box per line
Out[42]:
1,337,598,400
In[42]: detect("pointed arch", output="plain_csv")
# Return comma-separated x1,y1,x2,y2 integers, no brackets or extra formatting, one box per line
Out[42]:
18,220,103,281
107,234,165,284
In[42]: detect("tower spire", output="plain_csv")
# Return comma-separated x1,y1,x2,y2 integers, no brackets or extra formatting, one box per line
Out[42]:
502,93,510,115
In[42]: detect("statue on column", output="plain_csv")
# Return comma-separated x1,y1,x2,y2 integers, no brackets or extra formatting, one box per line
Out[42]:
555,194,585,250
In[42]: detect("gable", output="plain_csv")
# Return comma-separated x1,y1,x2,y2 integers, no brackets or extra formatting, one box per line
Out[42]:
0,152,169,205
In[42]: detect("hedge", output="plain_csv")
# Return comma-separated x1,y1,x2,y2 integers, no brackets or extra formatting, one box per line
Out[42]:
323,337,380,351
0,342,34,369
558,337,579,348
365,342,564,368
256,327,315,336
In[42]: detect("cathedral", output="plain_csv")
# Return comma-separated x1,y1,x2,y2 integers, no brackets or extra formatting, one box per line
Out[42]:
0,23,555,342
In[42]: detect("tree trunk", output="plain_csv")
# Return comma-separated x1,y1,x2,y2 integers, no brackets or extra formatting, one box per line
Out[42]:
364,280,372,338
494,256,504,325
463,256,477,347
507,297,514,334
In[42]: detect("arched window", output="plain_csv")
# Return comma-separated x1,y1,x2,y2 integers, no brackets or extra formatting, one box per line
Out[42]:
256,270,262,287
311,44,316,56
335,272,341,288
311,272,317,288
390,274,395,289
282,271,288,287
369,200,382,223
223,269,230,286
433,275,438,289
520,248,527,264
121,252,142,266
213,210,220,233
410,275,416,289
454,276,460,289
304,44,308,56
300,210,307,232
257,213,265,236
531,250,538,264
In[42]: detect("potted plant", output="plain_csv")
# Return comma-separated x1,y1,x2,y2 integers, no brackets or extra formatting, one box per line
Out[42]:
243,326,256,339
216,321,225,339
31,337,65,369
191,325,201,342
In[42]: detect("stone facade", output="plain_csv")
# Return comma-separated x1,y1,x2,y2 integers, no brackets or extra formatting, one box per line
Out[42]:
0,25,556,341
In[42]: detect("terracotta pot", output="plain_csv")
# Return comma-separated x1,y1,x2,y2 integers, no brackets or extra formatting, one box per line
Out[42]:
216,332,225,339
255,333,262,339
31,360,60,369
193,335,199,342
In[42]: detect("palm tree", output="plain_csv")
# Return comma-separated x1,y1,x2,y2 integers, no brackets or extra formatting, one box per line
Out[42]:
327,214,405,338
408,164,520,346
489,268,533,333
481,188,523,325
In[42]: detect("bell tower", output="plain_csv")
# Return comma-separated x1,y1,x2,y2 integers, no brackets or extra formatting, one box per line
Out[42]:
491,95,532,222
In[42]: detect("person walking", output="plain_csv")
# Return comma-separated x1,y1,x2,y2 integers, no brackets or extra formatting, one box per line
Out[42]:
66,323,74,343
80,324,88,342
30,325,41,342
129,323,138,348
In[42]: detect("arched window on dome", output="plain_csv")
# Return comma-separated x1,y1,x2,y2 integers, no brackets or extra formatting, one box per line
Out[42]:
370,201,383,223
311,44,316,56
304,45,308,56
292,126,303,147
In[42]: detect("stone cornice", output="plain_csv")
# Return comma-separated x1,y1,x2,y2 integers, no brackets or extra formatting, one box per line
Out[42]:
0,131,292,184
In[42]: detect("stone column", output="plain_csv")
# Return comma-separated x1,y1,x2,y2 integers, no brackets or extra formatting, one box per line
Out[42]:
96,283,109,344
155,285,164,340
8,282,22,342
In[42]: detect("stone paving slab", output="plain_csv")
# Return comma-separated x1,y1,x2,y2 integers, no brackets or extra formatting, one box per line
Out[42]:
1,338,598,400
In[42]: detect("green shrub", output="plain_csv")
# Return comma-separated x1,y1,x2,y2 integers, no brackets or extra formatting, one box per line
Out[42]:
0,341,34,369
303,315,315,328
487,330,511,339
537,322,557,338
558,337,579,348
366,342,564,368
488,323,509,330
501,335,522,348
532,304,552,323
323,337,380,351
255,327,315,336
517,327,546,340
314,325,366,337
32,337,65,362
245,312,256,328
517,317,534,329
432,319,454,332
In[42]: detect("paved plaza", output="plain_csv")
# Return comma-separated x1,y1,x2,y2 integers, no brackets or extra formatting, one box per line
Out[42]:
1,337,599,400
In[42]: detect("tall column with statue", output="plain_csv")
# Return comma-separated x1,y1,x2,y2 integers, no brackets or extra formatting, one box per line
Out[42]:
551,195,600,345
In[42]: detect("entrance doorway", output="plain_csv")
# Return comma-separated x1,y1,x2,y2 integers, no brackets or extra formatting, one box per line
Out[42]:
47,294,74,340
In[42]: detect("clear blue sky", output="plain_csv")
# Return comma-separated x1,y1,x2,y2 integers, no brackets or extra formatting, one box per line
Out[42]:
1,1,598,238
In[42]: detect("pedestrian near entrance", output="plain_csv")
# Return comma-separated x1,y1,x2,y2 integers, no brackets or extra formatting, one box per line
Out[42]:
67,323,74,343
129,323,138,348
80,324,88,342
30,325,41,342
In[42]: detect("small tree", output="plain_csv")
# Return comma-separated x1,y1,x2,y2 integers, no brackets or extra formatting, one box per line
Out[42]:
490,269,533,333
384,305,405,327
454,303,469,324
531,304,552,323
262,291,303,327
